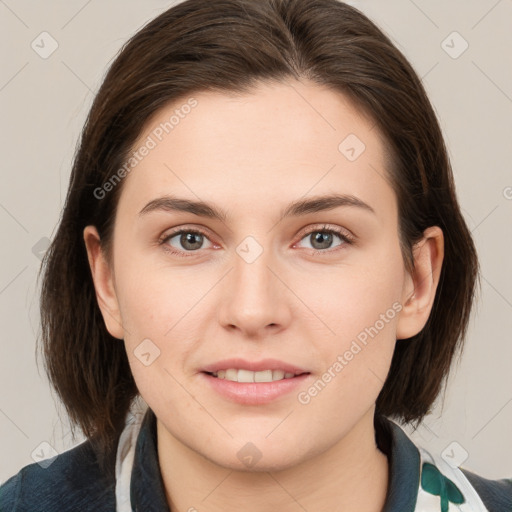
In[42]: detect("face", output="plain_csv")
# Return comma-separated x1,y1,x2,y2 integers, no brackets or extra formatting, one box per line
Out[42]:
85,79,436,471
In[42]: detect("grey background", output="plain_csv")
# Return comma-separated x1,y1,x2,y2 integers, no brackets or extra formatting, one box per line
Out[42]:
1,0,511,483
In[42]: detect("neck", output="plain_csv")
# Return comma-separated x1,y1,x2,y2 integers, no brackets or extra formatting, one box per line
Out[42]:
157,408,389,512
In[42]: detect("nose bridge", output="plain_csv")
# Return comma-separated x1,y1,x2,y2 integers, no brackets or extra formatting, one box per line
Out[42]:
219,232,288,332
233,233,276,298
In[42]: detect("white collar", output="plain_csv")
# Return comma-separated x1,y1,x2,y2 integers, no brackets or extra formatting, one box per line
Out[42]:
115,398,148,512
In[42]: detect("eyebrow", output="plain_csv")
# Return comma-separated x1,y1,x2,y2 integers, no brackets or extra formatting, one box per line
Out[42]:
138,193,375,223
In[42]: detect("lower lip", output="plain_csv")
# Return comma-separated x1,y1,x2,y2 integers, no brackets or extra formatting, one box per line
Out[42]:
200,372,311,405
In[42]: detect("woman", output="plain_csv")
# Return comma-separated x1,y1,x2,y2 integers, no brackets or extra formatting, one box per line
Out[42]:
1,0,510,510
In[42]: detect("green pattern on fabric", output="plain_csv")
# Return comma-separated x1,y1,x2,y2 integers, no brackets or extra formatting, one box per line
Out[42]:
421,462,465,512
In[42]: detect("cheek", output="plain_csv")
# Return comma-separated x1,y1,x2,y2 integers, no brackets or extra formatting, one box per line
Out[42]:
296,243,404,399
331,273,402,344
112,252,209,389
113,245,196,338
116,272,194,414
296,276,401,424
301,245,404,347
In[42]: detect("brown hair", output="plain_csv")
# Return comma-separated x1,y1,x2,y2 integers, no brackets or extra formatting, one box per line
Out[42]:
39,0,479,476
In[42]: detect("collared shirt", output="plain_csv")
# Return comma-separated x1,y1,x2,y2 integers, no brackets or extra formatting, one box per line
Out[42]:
1,406,511,511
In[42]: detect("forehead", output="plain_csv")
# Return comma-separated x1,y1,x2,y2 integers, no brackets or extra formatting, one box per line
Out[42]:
116,79,394,223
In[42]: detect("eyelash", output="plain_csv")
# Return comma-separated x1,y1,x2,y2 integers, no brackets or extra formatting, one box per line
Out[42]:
158,224,355,258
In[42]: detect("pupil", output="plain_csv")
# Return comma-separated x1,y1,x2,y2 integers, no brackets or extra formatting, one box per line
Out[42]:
313,232,332,249
182,232,202,250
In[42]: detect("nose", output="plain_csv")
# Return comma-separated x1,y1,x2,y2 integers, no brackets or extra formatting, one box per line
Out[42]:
217,236,292,338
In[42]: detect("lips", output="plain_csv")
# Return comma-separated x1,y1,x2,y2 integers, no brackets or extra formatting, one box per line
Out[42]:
200,358,311,404
200,370,311,405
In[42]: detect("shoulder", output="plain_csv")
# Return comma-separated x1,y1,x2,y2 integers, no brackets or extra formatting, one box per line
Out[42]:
416,443,512,512
460,467,512,512
0,439,116,512
379,416,512,512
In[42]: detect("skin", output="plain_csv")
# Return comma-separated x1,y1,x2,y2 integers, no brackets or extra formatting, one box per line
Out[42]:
84,78,444,512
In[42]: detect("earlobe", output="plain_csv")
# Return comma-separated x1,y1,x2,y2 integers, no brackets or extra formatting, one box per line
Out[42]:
83,225,125,339
396,226,444,340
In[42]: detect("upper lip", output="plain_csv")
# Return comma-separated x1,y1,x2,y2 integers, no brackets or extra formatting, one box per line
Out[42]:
202,358,310,375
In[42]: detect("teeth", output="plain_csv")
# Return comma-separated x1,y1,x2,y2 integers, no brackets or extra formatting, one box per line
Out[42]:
211,369,300,383
272,370,285,380
225,369,238,381
238,369,256,383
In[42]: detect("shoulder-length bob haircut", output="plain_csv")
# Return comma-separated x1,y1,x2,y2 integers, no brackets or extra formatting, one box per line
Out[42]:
39,0,478,474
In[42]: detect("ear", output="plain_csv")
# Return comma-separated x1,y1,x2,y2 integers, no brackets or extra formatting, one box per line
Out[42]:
396,226,444,340
83,225,124,339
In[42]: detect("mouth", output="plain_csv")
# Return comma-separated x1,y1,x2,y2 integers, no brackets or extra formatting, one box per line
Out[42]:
203,369,310,383
200,358,311,404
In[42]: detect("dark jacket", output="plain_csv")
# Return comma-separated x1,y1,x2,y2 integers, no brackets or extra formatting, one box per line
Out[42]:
1,409,511,511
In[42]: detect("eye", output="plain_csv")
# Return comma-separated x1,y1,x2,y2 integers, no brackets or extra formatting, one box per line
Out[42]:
160,228,214,257
159,224,354,258
294,224,354,253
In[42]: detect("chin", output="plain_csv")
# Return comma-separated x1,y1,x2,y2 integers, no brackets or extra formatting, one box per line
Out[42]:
213,451,304,473
199,437,313,474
